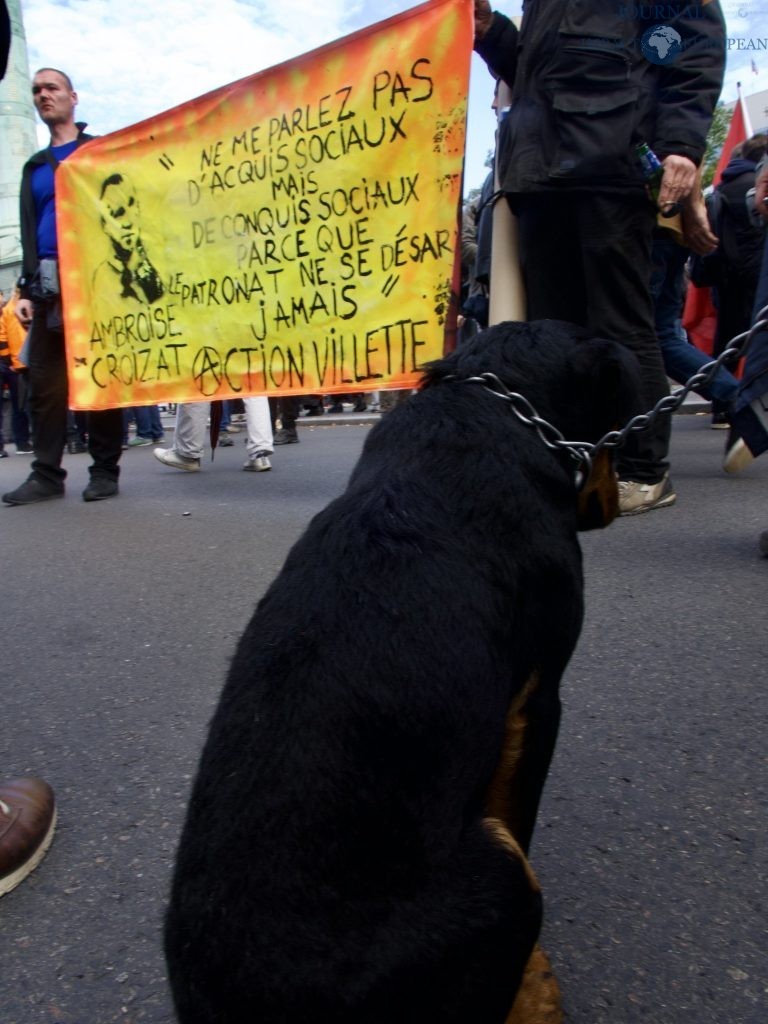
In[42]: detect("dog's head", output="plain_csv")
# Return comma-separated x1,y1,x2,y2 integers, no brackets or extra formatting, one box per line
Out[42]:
423,320,643,530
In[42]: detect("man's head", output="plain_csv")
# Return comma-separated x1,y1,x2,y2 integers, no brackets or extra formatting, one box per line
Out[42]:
31,68,77,129
742,133,768,165
99,173,141,259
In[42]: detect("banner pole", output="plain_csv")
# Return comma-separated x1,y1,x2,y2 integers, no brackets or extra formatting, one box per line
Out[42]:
738,82,754,138
487,80,526,326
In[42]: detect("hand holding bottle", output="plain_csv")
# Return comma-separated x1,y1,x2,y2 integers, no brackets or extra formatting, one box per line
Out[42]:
636,144,696,218
657,154,697,216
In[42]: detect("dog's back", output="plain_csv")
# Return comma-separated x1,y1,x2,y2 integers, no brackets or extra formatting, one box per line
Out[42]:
165,321,639,1023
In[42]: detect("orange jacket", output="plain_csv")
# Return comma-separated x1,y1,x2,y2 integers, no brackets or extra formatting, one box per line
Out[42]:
0,297,27,370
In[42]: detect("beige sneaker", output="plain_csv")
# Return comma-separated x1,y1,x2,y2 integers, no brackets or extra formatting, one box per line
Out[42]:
618,474,676,516
723,429,755,475
242,453,271,472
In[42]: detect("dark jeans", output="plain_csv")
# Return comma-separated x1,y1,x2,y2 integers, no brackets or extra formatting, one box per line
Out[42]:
0,364,31,448
650,235,738,408
516,191,670,483
134,404,164,440
732,234,768,457
269,396,300,430
27,306,123,485
710,261,761,418
67,410,88,444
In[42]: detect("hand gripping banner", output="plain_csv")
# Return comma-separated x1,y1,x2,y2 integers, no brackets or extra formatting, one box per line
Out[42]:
56,0,473,410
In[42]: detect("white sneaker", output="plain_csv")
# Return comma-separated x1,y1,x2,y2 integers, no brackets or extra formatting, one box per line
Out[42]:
618,474,676,516
153,447,201,472
243,452,271,472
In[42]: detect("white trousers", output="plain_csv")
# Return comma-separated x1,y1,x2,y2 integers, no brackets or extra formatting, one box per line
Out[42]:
172,398,273,460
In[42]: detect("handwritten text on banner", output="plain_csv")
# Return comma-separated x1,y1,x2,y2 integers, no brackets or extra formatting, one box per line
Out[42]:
56,0,473,410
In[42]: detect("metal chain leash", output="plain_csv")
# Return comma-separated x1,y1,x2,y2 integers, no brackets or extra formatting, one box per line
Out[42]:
453,306,768,488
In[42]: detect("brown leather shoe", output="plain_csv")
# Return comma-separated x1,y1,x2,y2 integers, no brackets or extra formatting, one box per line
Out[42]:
0,777,57,896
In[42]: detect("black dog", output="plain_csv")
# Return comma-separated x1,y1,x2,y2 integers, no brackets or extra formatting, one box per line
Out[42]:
165,320,640,1024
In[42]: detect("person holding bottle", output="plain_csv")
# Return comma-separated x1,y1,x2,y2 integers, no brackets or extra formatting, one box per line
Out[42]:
473,0,725,515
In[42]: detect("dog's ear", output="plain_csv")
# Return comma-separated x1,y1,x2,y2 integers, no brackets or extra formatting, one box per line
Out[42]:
570,338,641,531
569,338,643,435
419,356,454,389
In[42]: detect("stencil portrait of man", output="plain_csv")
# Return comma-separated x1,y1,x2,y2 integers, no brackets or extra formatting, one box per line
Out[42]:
92,172,164,306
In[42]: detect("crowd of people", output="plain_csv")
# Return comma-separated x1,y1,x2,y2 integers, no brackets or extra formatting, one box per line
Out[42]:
466,0,767,531
0,287,32,457
2,0,768,901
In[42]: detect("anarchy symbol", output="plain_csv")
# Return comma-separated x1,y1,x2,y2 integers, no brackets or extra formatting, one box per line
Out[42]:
192,347,223,397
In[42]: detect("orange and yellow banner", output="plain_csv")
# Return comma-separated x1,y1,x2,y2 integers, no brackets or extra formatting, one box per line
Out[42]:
56,0,472,410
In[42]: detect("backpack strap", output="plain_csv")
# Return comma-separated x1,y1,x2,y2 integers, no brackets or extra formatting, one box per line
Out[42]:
705,188,727,236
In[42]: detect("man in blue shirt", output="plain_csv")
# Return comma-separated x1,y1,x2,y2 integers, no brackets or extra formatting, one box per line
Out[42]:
2,68,123,505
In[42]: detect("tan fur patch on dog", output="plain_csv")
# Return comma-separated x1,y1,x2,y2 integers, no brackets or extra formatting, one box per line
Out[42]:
577,448,619,530
482,817,540,893
505,945,563,1024
485,672,540,835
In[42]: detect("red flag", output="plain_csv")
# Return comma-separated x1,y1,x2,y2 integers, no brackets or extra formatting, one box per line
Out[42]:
682,281,718,355
683,87,754,356
712,87,753,187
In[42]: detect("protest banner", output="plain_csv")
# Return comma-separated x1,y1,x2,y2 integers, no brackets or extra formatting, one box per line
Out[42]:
56,0,473,410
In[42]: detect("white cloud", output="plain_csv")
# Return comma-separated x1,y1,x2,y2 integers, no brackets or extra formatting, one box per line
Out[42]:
19,0,495,190
20,0,362,135
720,5,767,107
17,0,763,201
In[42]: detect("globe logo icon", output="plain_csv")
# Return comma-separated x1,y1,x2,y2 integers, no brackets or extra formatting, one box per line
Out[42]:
641,25,683,65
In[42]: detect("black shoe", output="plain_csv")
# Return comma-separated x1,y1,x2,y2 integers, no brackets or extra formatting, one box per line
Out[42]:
304,406,323,417
353,400,367,412
2,477,65,506
82,477,119,502
327,403,344,414
0,449,8,459
273,427,299,445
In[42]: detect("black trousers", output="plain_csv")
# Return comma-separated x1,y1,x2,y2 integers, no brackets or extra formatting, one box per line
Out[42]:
27,304,123,486
515,191,670,483
711,273,761,415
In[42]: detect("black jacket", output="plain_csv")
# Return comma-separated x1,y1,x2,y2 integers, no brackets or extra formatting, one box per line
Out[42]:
18,124,94,299
475,0,726,193
716,158,765,284
474,170,495,287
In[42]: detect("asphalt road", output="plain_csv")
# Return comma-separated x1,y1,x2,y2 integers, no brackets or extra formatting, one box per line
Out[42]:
1,412,766,1024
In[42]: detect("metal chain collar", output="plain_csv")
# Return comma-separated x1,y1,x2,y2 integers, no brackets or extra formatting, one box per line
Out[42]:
452,307,768,490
